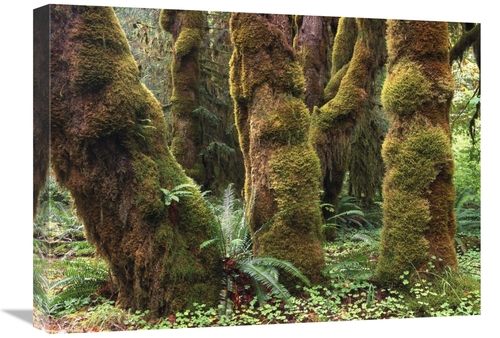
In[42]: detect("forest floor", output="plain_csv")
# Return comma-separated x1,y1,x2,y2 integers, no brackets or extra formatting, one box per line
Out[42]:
33,224,481,334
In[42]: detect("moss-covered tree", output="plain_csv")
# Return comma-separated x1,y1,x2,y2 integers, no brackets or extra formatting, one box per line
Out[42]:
229,12,325,285
159,9,207,184
310,18,387,218
49,5,221,317
376,20,458,284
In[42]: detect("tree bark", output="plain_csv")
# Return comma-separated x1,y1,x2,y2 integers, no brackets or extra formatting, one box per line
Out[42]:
49,5,221,317
376,20,458,284
229,12,325,286
294,15,331,112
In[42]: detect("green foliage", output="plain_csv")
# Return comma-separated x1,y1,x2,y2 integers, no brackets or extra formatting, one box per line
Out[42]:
323,196,378,236
33,256,51,316
201,184,310,316
50,258,110,317
160,183,197,206
454,188,480,234
35,175,79,230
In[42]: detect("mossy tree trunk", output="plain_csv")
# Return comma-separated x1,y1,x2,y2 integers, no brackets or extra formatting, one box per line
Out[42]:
376,20,458,285
159,9,207,185
49,5,221,317
229,13,325,286
310,18,387,219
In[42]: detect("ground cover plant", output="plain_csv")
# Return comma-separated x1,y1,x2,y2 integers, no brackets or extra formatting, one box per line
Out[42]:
33,180,480,333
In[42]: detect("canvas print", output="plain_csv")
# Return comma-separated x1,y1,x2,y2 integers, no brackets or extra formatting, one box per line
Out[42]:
33,4,481,334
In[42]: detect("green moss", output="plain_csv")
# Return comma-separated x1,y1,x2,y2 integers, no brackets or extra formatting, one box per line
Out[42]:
256,94,310,146
331,17,358,74
229,13,325,286
131,154,163,217
381,59,431,117
175,28,203,57
50,6,221,318
159,10,206,185
376,20,457,285
382,126,452,192
73,7,133,92
230,13,301,101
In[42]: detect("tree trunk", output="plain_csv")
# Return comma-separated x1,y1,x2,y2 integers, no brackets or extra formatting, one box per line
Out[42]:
293,15,331,112
159,10,207,185
311,18,387,219
49,5,221,317
229,12,325,286
376,20,458,284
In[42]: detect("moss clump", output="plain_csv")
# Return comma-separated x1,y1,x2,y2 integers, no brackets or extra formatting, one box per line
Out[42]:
50,5,220,318
381,59,430,117
376,20,457,285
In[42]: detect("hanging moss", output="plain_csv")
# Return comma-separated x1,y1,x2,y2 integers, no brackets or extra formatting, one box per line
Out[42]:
376,20,457,285
50,5,220,318
229,13,325,286
310,18,387,220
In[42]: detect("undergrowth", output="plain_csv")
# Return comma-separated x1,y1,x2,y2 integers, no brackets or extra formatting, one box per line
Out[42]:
33,181,481,333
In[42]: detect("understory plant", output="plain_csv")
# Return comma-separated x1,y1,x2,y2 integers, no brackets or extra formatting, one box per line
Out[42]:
201,184,310,317
323,195,379,240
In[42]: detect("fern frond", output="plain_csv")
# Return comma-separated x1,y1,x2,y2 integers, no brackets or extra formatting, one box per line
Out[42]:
250,256,311,287
239,258,291,302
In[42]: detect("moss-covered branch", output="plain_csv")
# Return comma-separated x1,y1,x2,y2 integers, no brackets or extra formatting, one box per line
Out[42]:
310,18,387,217
449,23,480,66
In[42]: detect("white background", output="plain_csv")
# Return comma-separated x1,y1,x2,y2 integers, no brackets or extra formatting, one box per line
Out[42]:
1,1,495,337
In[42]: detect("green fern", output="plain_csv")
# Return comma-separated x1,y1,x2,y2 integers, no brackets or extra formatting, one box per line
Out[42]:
33,256,51,316
50,258,109,316
454,188,480,234
160,183,197,206
201,184,310,313
324,196,377,230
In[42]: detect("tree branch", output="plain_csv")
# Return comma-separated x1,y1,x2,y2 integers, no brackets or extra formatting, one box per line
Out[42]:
449,23,480,65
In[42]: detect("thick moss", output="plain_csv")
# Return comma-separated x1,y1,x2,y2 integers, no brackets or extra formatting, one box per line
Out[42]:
376,20,457,285
230,13,325,286
381,59,431,117
50,5,220,317
323,17,358,102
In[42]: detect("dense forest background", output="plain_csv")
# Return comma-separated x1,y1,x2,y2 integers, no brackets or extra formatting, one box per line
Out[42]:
1,1,496,338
